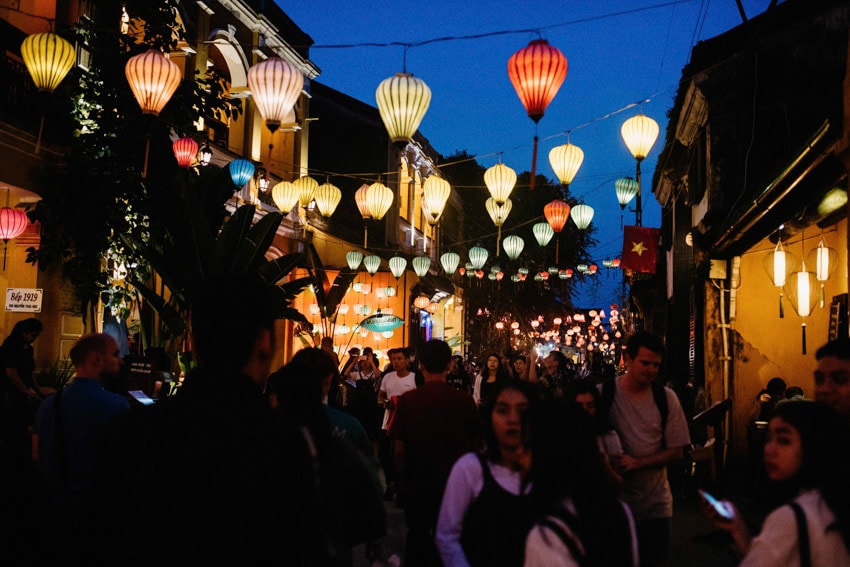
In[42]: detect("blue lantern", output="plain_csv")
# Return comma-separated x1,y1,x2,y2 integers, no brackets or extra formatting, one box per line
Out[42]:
229,159,255,188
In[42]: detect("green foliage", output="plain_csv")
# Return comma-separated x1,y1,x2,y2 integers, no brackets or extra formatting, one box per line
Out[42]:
303,242,357,340
36,358,75,391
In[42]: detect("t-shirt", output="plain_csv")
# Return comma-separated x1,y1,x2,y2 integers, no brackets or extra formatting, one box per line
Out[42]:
606,376,690,520
379,371,416,430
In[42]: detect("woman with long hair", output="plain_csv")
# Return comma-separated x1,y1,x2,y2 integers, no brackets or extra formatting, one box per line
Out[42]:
472,353,511,414
436,380,535,567
705,401,850,565
1,318,43,461
447,355,473,394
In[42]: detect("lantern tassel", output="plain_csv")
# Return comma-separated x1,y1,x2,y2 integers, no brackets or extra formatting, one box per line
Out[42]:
779,293,784,318
2,241,8,270
142,136,151,178
530,134,538,190
802,322,807,355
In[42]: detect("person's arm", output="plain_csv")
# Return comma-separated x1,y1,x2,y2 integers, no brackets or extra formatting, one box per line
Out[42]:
6,367,40,399
527,351,539,384
377,384,389,408
612,445,684,474
436,455,481,567
703,499,753,557
472,374,482,405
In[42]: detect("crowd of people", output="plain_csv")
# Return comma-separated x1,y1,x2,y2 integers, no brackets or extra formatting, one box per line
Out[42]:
2,278,850,566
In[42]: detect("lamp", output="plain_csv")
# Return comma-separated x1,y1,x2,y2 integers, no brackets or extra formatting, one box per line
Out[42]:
427,301,440,314
469,246,489,270
366,181,393,220
620,114,659,226
615,177,639,209
422,176,451,225
502,235,524,260
294,176,318,209
199,142,212,166
807,237,838,307
314,182,341,218
355,185,372,220
0,205,29,269
389,256,407,279
548,142,584,187
570,203,594,230
440,252,460,275
763,240,799,318
544,200,570,233
786,264,819,354
172,137,198,168
229,159,255,188
346,251,363,271
485,198,512,256
413,295,431,310
533,222,554,247
247,57,304,133
376,72,431,147
412,256,431,277
256,167,270,193
484,163,516,205
363,255,382,275
271,180,299,214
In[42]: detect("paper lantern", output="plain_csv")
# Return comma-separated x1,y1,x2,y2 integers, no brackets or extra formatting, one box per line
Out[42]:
21,32,75,93
271,181,299,214
366,181,393,220
413,295,431,309
544,200,571,233
247,57,304,132
363,255,382,275
533,222,554,247
570,204,594,230
0,208,29,241
484,163,516,205
422,176,451,225
346,251,363,271
172,137,198,168
507,39,567,123
385,287,396,297
469,246,489,270
615,177,639,209
293,176,318,208
376,72,431,146
125,49,181,116
389,256,407,279
314,182,341,217
503,235,525,260
355,185,372,219
412,256,431,277
548,143,584,186
621,114,660,161
440,252,460,275
485,198,512,227
229,159,255,188
427,302,440,314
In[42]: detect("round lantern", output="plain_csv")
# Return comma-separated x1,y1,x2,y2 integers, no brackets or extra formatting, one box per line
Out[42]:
172,137,198,168
271,181,299,214
485,198,512,227
548,142,584,186
21,32,75,93
502,235,524,260
427,302,440,314
412,256,431,277
293,176,318,208
469,246,489,270
363,255,382,275
388,256,407,279
507,39,568,123
346,251,363,271
621,114,660,161
413,295,431,310
615,177,639,209
544,200,571,233
570,204,594,230
484,163,516,205
385,286,397,297
229,159,255,188
0,207,29,241
247,57,304,133
125,49,181,116
354,185,372,219
440,252,460,275
366,181,394,220
422,176,451,225
376,72,431,146
314,182,342,217
532,222,554,247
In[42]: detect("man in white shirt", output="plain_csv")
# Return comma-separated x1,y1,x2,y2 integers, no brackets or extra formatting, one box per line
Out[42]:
378,348,417,501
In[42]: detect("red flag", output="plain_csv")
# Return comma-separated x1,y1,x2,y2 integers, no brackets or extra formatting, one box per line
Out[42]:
620,226,660,274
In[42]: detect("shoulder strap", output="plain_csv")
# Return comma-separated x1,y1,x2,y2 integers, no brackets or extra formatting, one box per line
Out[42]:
539,509,586,567
651,382,669,448
476,452,495,486
789,501,811,567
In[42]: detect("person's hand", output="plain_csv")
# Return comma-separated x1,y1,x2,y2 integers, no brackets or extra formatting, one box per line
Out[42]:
611,453,640,474
699,497,751,554
758,392,772,403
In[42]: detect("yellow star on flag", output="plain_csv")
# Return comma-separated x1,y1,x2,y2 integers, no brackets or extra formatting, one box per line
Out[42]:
631,240,648,256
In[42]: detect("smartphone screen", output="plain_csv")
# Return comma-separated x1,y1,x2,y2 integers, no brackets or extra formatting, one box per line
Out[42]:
699,489,733,520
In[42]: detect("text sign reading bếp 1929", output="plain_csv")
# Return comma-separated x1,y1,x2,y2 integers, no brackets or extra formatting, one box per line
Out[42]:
5,288,43,312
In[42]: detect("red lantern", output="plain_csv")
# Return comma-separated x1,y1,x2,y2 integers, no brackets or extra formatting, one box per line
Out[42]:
544,200,570,233
173,137,198,168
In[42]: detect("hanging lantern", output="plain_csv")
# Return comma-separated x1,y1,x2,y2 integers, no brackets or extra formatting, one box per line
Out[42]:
763,240,799,318
247,57,304,133
385,286,397,297
484,163,517,205
338,304,350,315
0,207,29,270
786,264,819,354
558,270,568,280
570,203,594,230
615,177,639,209
346,251,363,271
502,235,525,260
355,185,372,219
363,255,382,275
440,252,460,275
621,114,660,161
376,72,431,146
314,182,342,218
807,237,838,308
271,181,300,214
533,222,555,247
589,264,599,274
412,256,431,277
388,256,407,279
548,142,584,186
21,32,76,93
544,200,571,233
172,137,198,168
507,39,567,123
229,159,255,188
422,176,451,225
413,295,431,310
125,49,181,116
469,246,489,270
485,198,512,227
612,258,621,268
293,176,318,209
366,181,393,220
427,301,440,314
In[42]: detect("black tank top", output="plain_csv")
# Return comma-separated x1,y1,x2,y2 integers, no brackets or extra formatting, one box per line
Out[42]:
460,453,534,567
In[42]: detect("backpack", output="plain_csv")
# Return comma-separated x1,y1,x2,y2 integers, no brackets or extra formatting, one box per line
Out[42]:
598,378,669,448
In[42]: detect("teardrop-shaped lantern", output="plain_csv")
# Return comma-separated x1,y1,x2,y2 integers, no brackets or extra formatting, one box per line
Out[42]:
363,255,382,275
346,251,363,271
388,256,407,279
366,181,394,220
533,222,554,247
21,32,76,93
786,264,820,354
247,57,304,133
293,176,318,208
544,200,571,233
485,198,512,227
621,114,660,161
412,256,431,277
314,182,342,217
507,39,568,123
469,246,489,270
763,241,799,319
807,237,838,308
125,49,181,116
355,185,371,219
548,143,584,186
422,176,451,225
570,204,594,230
172,137,198,168
484,163,517,205
376,72,432,146
615,177,639,209
440,252,460,275
271,180,300,214
503,235,525,260
229,159,255,188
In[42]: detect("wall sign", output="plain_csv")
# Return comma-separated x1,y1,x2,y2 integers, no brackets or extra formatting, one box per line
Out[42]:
5,288,43,312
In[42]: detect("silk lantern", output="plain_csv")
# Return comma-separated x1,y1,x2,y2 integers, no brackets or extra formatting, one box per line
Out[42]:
247,57,304,133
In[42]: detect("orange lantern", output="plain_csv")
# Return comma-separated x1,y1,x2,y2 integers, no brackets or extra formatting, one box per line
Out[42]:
544,200,570,233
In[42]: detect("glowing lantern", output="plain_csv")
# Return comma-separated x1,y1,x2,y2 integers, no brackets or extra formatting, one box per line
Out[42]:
385,287,396,297
125,49,181,116
764,240,799,318
427,302,440,314
507,39,567,123
414,295,431,310
355,185,371,220
337,304,350,315
621,114,660,160
612,258,621,268
412,256,431,277
786,264,819,354
0,207,29,269
589,264,598,274
484,163,516,205
271,181,299,214
495,321,505,330
570,204,594,230
229,159,255,188
346,251,363,271
366,181,393,220
293,176,318,209
469,246,489,270
615,177,639,209
21,32,75,93
422,176,451,225
172,137,198,168
247,57,304,132
314,182,342,217
389,256,407,279
376,72,431,146
548,142,584,187
441,252,460,275
807,237,838,307
533,222,554,247
503,235,525,260
363,255,382,275
544,200,571,233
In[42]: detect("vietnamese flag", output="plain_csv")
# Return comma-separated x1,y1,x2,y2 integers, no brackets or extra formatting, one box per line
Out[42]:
620,226,660,274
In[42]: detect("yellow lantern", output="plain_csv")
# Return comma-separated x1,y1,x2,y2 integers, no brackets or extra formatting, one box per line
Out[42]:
271,180,299,214
125,49,181,116
366,181,393,220
247,57,304,133
422,176,451,225
376,72,431,146
621,114,659,161
21,32,75,93
548,142,584,187
293,176,318,208
413,294,431,310
484,163,516,205
314,182,342,218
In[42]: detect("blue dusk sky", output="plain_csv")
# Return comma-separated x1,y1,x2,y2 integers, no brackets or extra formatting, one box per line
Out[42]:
276,0,776,306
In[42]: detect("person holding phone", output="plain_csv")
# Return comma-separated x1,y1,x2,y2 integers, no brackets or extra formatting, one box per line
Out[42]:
704,401,850,565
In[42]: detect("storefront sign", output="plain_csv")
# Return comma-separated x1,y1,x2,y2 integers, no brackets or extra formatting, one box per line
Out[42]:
5,288,43,312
